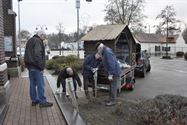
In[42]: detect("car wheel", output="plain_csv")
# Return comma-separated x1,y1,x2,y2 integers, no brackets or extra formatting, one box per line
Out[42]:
141,66,146,77
146,64,151,72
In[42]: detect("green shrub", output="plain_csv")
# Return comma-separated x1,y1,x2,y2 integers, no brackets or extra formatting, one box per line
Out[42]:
46,55,83,74
55,56,66,64
53,63,66,74
46,59,56,69
52,55,60,59
176,51,184,57
65,55,78,63
184,52,187,60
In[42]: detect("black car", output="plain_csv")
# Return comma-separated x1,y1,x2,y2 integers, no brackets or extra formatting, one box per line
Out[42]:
135,50,151,77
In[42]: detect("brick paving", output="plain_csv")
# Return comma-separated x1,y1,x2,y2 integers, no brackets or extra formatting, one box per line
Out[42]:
2,76,67,125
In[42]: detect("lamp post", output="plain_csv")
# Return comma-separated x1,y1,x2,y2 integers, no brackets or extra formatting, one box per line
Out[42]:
36,25,48,30
18,0,22,56
76,0,80,58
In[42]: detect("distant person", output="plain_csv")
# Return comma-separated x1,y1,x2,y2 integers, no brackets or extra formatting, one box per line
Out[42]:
82,53,102,100
95,42,121,106
56,67,82,99
24,30,53,108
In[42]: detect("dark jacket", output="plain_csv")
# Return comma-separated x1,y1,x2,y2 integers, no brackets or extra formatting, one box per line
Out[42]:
102,47,121,77
82,54,102,78
24,35,45,70
57,67,82,87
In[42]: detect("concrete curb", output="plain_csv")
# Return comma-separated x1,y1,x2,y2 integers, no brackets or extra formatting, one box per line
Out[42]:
45,74,86,125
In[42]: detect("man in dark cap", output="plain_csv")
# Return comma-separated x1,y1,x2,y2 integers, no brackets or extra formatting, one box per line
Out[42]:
95,42,121,106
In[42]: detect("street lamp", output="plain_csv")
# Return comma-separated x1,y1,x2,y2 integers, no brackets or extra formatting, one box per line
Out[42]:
75,0,92,58
36,25,48,30
18,0,22,56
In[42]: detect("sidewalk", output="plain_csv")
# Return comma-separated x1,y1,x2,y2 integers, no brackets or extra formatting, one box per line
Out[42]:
2,71,67,125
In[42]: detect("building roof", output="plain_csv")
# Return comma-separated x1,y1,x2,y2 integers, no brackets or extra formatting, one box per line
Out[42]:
135,33,179,44
81,24,127,41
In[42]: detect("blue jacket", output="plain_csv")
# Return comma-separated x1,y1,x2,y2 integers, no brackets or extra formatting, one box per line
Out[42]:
82,54,102,78
102,47,121,77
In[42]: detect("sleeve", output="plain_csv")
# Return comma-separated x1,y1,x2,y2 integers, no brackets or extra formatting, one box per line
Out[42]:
96,60,102,69
83,55,93,71
103,49,116,75
74,70,82,87
57,70,66,87
57,71,62,87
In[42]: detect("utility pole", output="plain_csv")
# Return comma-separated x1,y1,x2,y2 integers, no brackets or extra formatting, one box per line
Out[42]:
166,10,169,57
76,0,80,58
18,0,22,56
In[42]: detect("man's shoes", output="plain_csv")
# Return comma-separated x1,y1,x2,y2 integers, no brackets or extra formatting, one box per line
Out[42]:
86,94,91,100
32,101,39,106
39,102,53,108
105,101,116,106
104,99,110,103
85,92,91,101
66,92,70,97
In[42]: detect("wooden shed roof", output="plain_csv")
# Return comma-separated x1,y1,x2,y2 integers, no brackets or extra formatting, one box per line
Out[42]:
81,24,127,41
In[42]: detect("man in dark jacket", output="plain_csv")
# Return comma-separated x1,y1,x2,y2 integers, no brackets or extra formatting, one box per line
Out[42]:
24,30,53,108
95,42,121,106
82,53,102,100
56,67,82,98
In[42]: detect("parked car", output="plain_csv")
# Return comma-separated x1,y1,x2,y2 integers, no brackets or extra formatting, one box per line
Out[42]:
135,50,151,77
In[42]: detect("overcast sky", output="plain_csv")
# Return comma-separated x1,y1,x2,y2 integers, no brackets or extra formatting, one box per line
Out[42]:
12,0,187,34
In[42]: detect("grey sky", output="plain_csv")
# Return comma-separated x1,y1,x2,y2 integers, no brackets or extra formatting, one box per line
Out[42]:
13,0,187,34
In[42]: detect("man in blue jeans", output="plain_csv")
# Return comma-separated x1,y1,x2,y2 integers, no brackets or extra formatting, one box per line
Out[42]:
95,42,121,106
24,30,53,108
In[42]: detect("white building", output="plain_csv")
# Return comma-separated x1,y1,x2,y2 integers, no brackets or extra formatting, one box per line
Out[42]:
135,32,187,55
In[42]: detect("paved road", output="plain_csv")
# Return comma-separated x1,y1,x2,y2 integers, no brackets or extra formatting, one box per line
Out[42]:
120,56,187,99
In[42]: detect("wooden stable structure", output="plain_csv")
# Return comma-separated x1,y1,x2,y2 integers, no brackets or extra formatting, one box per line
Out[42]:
81,24,137,65
81,25,137,91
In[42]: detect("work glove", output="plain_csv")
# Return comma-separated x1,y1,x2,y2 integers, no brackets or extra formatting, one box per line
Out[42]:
92,68,98,73
108,75,113,81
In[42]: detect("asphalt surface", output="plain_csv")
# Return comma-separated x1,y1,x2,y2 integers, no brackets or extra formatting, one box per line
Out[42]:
120,56,187,100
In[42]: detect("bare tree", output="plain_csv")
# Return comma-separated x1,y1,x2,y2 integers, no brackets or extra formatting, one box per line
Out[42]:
156,5,181,58
104,0,145,31
156,5,180,35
